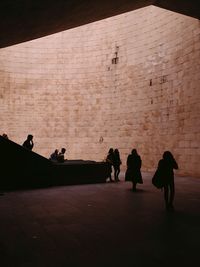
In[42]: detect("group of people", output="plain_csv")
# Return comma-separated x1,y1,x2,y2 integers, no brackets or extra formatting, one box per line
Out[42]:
106,147,178,212
49,148,66,163
21,134,67,163
105,148,143,189
106,148,122,182
18,134,67,163
2,132,178,212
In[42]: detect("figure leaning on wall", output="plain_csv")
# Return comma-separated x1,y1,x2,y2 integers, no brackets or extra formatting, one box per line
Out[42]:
113,149,122,182
106,148,115,182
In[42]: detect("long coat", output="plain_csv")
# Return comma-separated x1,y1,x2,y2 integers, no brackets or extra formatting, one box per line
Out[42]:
125,154,143,184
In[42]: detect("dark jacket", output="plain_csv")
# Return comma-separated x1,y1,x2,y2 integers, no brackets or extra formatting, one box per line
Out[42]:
22,140,34,151
158,157,178,184
125,154,143,183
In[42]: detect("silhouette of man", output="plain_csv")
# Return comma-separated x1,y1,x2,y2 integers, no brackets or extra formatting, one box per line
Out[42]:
57,148,66,163
22,134,34,151
50,149,59,161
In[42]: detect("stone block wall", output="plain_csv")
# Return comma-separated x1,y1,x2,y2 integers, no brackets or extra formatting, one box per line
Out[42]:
0,6,199,176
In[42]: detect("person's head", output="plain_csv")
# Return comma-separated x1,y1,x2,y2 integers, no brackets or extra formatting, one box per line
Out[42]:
27,134,33,141
2,133,8,139
163,151,173,160
114,149,119,154
131,149,137,155
108,148,114,154
55,149,58,154
61,148,66,154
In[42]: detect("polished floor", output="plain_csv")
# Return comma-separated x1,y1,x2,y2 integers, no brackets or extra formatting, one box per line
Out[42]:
0,172,199,267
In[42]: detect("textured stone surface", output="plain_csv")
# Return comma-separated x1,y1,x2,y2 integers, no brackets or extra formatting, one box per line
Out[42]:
0,6,200,176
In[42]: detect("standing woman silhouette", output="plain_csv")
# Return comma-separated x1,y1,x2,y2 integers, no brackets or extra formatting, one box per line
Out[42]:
125,149,143,191
113,149,122,182
106,148,115,182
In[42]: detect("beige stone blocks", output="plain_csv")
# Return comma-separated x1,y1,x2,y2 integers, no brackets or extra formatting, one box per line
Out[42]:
0,6,199,177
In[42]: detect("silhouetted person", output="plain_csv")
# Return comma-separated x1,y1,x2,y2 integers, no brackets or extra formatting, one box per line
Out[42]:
106,148,115,182
22,134,34,151
2,133,8,139
50,149,59,161
113,149,122,181
57,148,66,163
158,151,178,211
125,149,143,191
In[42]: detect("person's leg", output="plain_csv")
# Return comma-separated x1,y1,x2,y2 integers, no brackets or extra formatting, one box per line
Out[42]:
108,165,113,182
132,182,137,191
164,185,169,210
116,166,120,181
114,167,117,181
169,180,175,210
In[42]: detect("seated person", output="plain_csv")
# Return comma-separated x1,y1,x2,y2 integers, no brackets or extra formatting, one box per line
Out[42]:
49,149,59,161
2,133,9,139
57,148,66,163
22,134,34,151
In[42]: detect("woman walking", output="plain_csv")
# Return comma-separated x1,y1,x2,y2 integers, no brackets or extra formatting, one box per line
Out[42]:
125,149,143,191
157,151,178,211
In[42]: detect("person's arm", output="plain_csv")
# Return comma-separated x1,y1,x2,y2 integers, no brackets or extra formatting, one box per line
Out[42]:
139,156,142,169
30,141,34,149
127,155,130,167
173,159,178,170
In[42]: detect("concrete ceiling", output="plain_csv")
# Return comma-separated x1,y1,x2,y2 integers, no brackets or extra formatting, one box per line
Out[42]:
0,0,199,49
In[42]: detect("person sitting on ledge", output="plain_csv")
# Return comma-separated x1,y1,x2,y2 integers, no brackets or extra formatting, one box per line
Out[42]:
57,148,66,163
2,133,9,139
49,149,59,161
22,134,34,151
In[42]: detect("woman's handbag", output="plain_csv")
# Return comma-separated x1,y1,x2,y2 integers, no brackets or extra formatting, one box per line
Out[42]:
152,168,165,189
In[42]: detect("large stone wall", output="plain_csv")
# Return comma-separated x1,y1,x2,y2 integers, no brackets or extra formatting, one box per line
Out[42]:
0,6,200,176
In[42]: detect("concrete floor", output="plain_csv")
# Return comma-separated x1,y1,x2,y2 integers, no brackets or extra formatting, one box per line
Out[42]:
0,172,199,267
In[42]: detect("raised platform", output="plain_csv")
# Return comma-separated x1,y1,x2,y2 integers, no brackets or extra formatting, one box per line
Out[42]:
51,160,110,186
0,136,110,189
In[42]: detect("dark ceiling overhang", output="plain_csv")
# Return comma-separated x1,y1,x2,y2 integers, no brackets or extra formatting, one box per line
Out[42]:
0,0,199,49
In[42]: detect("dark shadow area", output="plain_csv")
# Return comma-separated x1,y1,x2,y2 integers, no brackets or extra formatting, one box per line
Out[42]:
0,135,110,190
164,210,200,227
0,176,199,267
0,0,199,48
